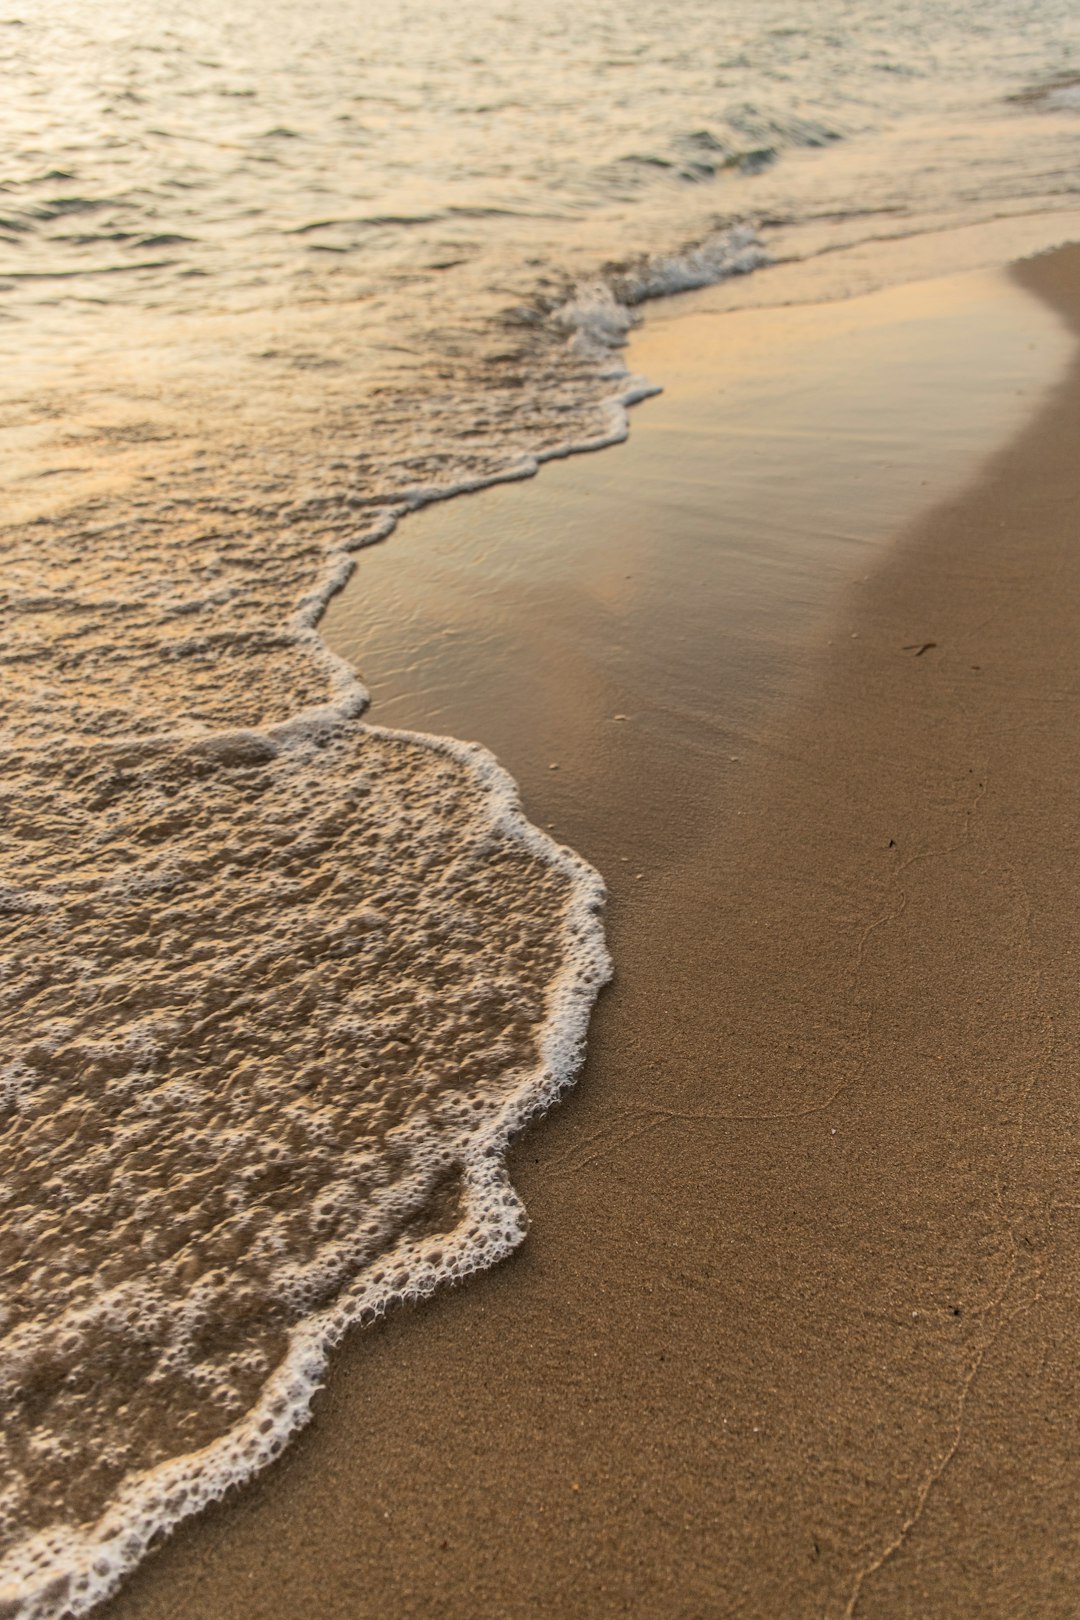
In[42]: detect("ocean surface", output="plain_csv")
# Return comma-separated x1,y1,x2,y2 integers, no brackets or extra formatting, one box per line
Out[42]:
2,1,1079,1613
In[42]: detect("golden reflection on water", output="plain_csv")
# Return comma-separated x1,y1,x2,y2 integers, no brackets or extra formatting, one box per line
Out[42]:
322,263,1070,846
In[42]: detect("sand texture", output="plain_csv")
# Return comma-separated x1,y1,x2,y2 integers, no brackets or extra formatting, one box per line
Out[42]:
101,244,1080,1618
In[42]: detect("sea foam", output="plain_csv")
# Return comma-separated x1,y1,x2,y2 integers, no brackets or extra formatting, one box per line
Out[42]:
0,721,609,1619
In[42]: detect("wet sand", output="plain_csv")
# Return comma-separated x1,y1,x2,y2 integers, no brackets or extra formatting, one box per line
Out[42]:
103,243,1080,1617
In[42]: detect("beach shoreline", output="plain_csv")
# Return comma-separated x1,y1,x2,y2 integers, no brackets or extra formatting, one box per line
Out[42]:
96,237,1080,1617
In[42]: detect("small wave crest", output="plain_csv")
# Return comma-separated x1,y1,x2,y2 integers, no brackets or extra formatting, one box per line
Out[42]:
550,225,765,379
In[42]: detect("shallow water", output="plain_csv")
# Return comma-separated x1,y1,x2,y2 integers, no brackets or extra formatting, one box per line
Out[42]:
1,1,1080,1613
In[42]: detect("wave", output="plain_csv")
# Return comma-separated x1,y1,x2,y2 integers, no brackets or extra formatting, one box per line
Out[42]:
0,219,768,1617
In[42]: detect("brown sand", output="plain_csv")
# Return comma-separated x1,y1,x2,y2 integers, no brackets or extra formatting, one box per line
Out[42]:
103,245,1080,1618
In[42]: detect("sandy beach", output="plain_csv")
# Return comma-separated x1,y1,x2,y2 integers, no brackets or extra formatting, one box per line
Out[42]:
87,239,1080,1618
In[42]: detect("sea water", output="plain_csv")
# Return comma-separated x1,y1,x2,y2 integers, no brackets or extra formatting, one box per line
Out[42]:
1,1,1079,1613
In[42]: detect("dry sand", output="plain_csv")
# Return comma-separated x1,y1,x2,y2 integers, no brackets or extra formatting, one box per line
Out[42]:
103,243,1080,1618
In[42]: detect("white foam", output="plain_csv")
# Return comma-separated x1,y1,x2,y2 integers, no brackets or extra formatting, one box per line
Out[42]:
0,721,611,1620
555,282,635,358
610,225,768,302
